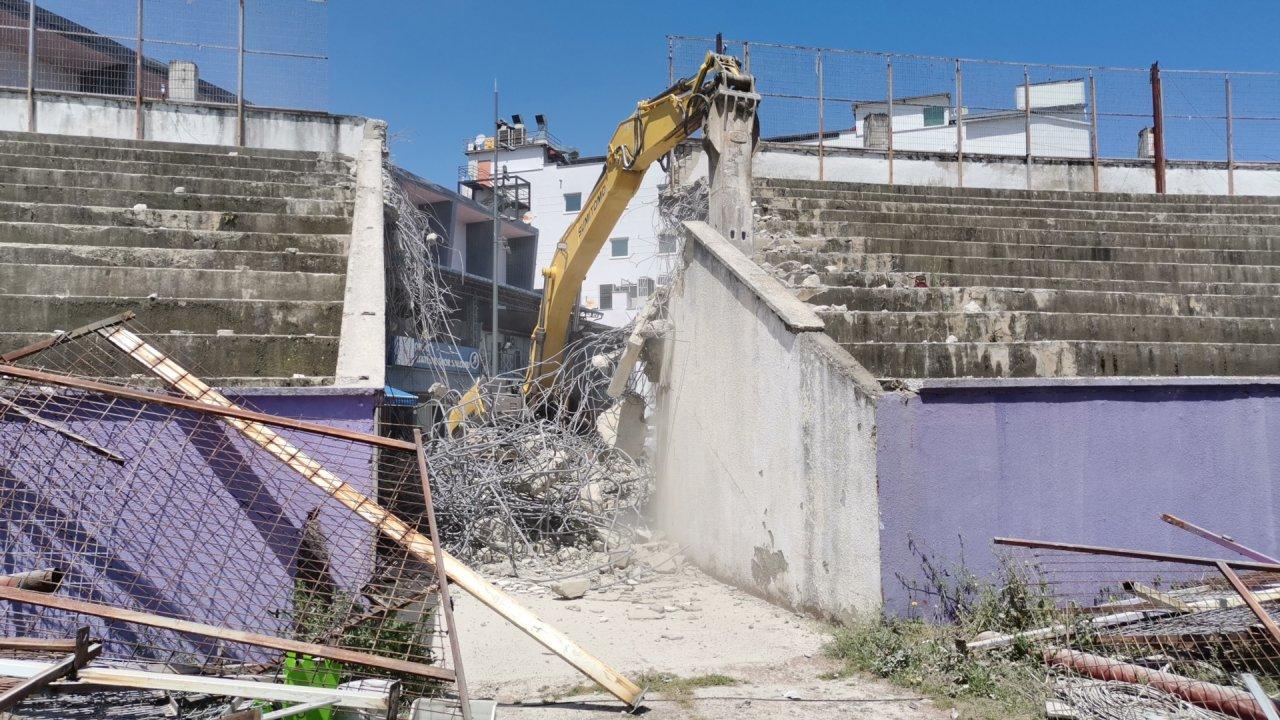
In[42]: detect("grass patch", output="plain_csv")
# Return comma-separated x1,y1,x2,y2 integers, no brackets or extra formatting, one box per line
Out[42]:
825,620,1041,719
823,548,1066,720
635,672,739,708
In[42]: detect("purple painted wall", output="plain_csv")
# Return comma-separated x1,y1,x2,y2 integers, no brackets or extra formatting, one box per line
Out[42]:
875,379,1280,616
0,388,379,665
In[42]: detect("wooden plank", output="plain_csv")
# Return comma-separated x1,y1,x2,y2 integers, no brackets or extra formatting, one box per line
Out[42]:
0,363,415,452
1217,561,1280,649
98,325,645,707
0,585,454,682
1124,581,1194,612
0,658,388,710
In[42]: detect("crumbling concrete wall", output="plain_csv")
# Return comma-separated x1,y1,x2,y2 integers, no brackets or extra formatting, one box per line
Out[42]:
652,221,883,620
876,377,1280,616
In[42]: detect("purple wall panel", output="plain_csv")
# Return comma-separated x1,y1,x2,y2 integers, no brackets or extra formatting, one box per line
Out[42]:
875,382,1280,616
0,390,378,664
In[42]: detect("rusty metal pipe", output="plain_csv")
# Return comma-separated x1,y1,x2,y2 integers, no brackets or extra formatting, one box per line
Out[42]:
0,568,62,593
1044,648,1269,720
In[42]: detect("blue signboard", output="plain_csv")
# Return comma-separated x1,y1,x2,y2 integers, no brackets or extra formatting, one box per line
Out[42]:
389,336,482,374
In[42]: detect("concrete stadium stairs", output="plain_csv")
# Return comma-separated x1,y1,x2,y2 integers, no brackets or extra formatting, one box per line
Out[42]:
0,131,355,386
754,178,1280,379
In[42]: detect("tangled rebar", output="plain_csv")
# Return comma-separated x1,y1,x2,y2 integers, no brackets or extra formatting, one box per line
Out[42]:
382,170,657,568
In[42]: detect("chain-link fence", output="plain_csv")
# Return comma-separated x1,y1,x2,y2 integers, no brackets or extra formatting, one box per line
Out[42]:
669,35,1280,194
2,0,327,133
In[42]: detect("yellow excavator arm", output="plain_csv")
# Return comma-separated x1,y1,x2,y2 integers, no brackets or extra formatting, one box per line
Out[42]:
447,53,757,433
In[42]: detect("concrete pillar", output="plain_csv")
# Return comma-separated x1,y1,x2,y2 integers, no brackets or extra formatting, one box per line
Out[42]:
703,89,759,253
168,60,198,102
1137,127,1155,158
864,112,890,150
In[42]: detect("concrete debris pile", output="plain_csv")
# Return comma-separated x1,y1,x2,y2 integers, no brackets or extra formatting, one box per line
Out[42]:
423,323,655,568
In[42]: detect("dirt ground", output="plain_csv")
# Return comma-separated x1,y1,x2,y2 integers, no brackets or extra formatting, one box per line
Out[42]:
452,555,944,719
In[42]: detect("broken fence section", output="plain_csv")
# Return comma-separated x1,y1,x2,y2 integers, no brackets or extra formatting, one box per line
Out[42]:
973,534,1280,720
0,313,643,710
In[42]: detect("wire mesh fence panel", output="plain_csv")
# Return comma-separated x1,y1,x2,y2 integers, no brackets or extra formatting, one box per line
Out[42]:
244,0,327,110
822,50,889,142
0,318,461,701
0,1,30,92
32,0,137,97
1227,72,1280,164
2,0,326,111
142,0,237,104
1162,71,1231,163
669,35,1280,194
972,546,1280,719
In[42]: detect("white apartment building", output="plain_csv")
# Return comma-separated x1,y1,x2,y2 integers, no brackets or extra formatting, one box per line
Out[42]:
462,118,676,327
790,79,1091,158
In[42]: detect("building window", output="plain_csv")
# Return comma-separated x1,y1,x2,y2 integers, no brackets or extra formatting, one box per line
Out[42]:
610,237,629,258
564,192,582,212
923,106,946,127
658,235,677,254
598,284,613,310
638,276,655,297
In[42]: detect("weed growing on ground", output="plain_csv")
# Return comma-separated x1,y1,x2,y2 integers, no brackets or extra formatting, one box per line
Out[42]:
826,544,1063,720
634,672,740,708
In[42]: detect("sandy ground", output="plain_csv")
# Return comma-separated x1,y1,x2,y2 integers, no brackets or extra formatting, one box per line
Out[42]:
451,556,944,719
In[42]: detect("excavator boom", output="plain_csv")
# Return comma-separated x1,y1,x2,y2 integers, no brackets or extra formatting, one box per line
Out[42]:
447,53,757,433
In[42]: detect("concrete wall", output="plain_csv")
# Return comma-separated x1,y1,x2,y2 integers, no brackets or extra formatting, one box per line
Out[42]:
875,377,1280,617
653,221,884,620
0,88,366,155
0,387,378,663
753,142,1280,196
676,141,1280,196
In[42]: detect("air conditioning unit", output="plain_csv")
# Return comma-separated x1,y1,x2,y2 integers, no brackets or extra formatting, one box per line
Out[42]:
498,123,526,147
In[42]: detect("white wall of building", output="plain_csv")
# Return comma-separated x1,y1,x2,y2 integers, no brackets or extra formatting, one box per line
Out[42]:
467,144,677,327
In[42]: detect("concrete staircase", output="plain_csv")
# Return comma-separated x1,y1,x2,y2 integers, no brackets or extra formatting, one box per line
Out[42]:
754,178,1280,379
0,131,355,386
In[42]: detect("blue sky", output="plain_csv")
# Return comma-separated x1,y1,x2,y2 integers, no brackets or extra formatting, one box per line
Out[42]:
329,1,1280,182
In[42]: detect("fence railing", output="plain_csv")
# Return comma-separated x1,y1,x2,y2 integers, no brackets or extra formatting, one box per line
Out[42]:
669,35,1280,194
1,0,327,144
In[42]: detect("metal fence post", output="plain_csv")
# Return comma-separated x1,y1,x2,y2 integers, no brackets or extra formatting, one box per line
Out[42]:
817,49,825,181
954,59,964,188
1089,70,1100,192
1023,66,1032,191
886,57,894,185
236,0,246,147
1225,76,1235,196
134,0,144,140
1150,62,1166,194
25,0,35,132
